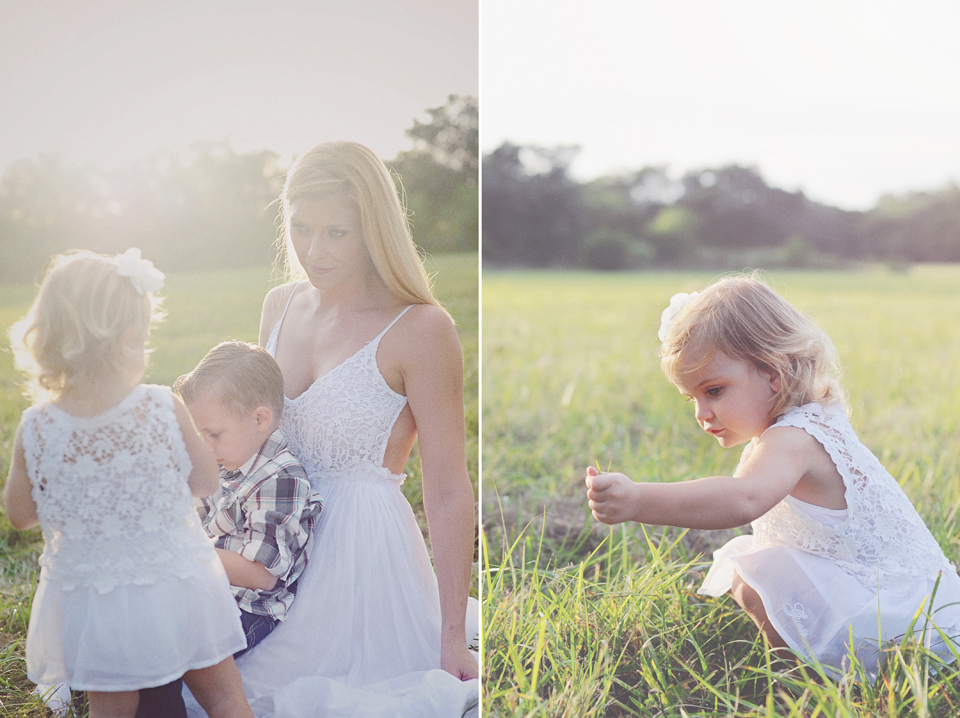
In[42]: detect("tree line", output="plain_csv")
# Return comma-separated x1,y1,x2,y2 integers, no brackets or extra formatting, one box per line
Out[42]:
0,95,477,283
482,143,960,270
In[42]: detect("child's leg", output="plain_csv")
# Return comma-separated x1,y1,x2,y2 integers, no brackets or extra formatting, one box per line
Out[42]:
86,690,139,718
729,571,790,651
181,656,255,718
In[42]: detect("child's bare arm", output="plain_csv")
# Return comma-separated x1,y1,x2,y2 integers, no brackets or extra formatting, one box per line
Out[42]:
214,548,278,591
587,427,813,529
3,424,39,530
172,394,220,497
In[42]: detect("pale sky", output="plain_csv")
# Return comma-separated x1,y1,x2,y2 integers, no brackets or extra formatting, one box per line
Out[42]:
0,0,477,173
481,0,960,211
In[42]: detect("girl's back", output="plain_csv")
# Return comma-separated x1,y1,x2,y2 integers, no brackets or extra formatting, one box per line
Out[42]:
5,249,254,716
23,385,214,593
22,383,246,692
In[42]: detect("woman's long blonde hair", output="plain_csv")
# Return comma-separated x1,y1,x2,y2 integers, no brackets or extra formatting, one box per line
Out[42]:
277,141,442,310
10,251,163,403
659,273,846,417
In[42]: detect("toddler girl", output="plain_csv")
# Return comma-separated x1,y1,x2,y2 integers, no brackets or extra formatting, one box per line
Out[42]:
3,249,254,718
585,274,960,678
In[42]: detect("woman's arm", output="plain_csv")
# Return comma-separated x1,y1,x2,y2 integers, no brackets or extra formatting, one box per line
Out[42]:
399,306,478,680
587,426,813,529
4,423,39,530
172,394,220,498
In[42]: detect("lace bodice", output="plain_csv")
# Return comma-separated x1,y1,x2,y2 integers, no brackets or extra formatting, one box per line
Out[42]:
748,403,952,592
20,385,216,594
265,285,411,487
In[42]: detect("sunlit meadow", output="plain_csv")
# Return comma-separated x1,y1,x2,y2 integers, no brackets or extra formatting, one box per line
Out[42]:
0,252,478,716
482,266,960,717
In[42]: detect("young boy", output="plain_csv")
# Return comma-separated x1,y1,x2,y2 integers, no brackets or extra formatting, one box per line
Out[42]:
174,340,323,656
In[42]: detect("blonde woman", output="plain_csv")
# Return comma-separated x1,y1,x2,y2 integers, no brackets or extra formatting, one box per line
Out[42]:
232,142,478,716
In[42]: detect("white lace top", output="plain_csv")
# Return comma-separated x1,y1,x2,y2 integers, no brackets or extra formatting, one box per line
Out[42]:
265,286,411,487
21,385,217,594
748,403,953,593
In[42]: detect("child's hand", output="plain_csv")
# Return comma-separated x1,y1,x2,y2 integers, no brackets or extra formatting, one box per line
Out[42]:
585,466,641,525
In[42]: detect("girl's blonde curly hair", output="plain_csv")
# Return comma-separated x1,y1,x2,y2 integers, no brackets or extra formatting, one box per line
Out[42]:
658,273,846,417
10,251,163,403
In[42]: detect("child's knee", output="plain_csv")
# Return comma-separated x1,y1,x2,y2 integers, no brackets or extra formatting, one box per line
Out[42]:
730,572,765,617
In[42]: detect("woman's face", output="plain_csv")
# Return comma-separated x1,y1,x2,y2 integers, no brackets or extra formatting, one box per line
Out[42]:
288,193,377,291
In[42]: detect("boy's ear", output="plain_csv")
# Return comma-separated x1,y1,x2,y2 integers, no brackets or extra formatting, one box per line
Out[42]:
254,406,273,432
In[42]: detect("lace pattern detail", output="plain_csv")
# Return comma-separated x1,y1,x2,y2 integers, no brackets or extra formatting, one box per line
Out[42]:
21,385,216,594
749,403,952,593
265,292,410,488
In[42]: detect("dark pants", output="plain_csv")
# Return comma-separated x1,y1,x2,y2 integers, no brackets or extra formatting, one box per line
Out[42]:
235,610,279,658
135,680,187,718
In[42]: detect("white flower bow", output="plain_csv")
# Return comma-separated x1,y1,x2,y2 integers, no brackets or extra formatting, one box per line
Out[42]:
658,292,699,342
115,248,165,295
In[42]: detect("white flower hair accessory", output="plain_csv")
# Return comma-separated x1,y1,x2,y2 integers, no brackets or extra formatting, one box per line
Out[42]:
115,248,165,295
658,292,699,342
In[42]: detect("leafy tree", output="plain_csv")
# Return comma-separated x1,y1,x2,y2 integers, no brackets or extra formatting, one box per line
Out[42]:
391,94,478,252
0,143,283,280
482,143,585,267
861,185,960,263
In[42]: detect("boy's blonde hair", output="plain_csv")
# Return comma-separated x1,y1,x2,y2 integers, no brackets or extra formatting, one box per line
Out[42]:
659,273,846,417
10,251,163,403
277,141,444,311
174,341,284,418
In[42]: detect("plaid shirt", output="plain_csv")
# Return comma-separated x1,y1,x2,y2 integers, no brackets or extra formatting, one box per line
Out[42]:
196,429,322,621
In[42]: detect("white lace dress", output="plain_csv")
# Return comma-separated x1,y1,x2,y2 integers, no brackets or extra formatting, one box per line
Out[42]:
21,385,245,691
700,402,960,677
220,289,478,718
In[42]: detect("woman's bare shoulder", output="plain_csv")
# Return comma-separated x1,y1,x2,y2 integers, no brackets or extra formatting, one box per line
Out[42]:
379,304,461,371
259,282,302,345
263,281,301,310
397,304,458,346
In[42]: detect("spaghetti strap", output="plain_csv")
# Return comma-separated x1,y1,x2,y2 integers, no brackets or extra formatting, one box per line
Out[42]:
371,305,415,346
265,283,303,357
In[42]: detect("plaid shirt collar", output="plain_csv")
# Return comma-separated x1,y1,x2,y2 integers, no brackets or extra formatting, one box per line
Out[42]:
220,429,287,490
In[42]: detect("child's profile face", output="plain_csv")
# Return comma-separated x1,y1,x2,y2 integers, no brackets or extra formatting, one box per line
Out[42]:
186,396,272,471
672,351,780,448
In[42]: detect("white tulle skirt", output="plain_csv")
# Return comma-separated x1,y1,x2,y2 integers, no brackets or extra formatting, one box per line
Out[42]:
700,534,960,678
192,469,478,718
28,555,245,691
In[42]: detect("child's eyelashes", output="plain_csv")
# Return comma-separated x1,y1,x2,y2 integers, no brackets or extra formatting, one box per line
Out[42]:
682,387,722,402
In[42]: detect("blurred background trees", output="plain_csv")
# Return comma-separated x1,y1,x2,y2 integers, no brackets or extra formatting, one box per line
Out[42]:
0,95,478,283
482,141,960,270
391,94,478,253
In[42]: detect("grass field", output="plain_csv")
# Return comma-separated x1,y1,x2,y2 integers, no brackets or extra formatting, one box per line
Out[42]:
0,251,478,716
482,266,960,717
